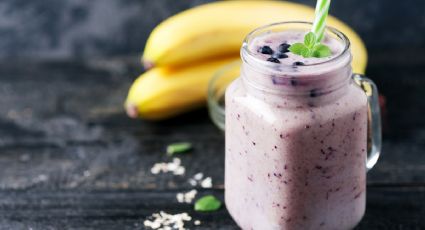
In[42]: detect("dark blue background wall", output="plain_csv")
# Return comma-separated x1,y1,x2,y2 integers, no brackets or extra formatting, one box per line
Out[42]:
0,0,424,59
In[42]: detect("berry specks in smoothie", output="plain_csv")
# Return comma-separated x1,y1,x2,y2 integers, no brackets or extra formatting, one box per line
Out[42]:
324,147,336,160
252,141,256,146
290,78,298,86
310,89,319,98
354,191,362,199
352,112,358,120
272,76,284,85
272,202,281,208
258,45,274,54
267,57,280,63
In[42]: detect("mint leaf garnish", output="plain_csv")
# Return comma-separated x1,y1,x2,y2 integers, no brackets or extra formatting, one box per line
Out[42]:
288,43,309,57
312,44,331,58
167,142,192,155
304,32,316,49
194,195,222,212
289,32,332,58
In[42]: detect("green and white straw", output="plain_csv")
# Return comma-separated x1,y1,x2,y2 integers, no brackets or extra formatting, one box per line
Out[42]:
312,0,331,42
288,0,332,58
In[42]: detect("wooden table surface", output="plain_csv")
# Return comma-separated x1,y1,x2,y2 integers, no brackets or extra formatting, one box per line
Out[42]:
0,54,424,229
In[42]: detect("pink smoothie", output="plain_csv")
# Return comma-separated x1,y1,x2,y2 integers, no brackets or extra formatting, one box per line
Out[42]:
225,30,368,230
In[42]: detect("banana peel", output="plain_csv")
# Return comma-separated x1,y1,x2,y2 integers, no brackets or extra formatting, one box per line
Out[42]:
125,57,240,120
143,0,368,74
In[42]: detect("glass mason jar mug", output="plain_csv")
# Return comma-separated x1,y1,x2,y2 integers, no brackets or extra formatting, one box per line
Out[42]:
225,22,381,230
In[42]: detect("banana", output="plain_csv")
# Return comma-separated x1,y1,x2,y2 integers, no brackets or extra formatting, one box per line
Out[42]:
126,56,240,120
143,0,368,74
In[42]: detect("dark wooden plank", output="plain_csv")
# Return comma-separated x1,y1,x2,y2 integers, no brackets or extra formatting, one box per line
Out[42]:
357,186,425,230
0,186,423,229
0,60,424,192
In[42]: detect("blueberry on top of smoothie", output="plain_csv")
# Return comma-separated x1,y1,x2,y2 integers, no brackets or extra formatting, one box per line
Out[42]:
267,57,280,63
278,43,290,53
258,45,274,55
272,53,288,59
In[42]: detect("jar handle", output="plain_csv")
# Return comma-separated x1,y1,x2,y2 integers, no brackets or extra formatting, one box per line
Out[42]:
353,74,382,171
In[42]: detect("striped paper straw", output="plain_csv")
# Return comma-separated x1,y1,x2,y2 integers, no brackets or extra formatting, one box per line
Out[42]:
312,0,331,42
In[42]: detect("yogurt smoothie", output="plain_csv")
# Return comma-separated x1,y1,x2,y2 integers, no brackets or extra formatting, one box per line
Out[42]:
225,24,368,230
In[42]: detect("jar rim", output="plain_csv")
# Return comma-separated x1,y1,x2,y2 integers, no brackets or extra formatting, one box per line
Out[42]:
241,21,351,75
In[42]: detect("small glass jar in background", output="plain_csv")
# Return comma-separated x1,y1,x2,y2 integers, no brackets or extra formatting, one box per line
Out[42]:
207,61,240,131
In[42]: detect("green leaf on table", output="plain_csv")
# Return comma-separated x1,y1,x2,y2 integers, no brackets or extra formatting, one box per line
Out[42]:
194,195,222,212
166,142,192,155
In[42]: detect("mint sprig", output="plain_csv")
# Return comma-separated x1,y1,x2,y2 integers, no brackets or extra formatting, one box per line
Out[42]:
288,32,331,58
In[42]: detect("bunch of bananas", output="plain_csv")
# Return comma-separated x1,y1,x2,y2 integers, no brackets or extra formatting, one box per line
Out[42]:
125,0,368,120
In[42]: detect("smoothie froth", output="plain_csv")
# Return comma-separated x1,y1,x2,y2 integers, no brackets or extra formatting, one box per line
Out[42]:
249,31,344,66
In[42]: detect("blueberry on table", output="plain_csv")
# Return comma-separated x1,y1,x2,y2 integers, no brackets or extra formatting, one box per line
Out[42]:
258,46,274,54
293,61,305,66
273,53,288,59
267,57,281,63
278,43,290,53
